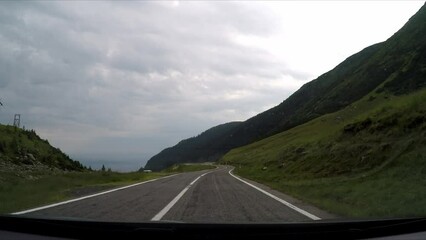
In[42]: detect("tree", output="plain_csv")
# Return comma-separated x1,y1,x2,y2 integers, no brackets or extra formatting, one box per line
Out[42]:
101,164,106,172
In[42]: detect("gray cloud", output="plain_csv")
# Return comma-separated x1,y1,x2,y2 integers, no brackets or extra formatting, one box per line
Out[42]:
0,1,318,171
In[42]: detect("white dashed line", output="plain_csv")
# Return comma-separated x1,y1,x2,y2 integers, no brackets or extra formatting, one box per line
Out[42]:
151,171,212,221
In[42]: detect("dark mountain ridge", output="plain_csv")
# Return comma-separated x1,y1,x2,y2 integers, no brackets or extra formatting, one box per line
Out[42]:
145,122,241,170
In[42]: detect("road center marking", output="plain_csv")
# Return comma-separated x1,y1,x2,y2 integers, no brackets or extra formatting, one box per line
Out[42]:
151,171,211,221
228,169,321,221
12,174,179,215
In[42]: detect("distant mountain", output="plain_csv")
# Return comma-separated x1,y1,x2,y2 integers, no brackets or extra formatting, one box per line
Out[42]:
145,122,241,171
146,3,426,171
0,124,86,171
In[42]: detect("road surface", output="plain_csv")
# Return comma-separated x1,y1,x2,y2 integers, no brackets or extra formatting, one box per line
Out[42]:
19,166,334,223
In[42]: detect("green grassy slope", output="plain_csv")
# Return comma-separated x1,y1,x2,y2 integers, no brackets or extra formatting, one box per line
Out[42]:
221,88,426,218
0,125,85,171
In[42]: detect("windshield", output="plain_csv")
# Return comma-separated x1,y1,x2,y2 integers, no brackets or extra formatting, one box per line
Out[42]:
0,1,425,224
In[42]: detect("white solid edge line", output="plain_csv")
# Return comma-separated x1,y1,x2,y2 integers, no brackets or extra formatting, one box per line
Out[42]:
12,173,180,215
151,171,211,221
228,169,321,221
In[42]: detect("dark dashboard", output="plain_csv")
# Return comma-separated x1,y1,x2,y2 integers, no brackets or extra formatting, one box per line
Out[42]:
1,215,426,240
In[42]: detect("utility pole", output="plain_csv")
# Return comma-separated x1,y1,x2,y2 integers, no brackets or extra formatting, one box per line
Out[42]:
13,114,20,128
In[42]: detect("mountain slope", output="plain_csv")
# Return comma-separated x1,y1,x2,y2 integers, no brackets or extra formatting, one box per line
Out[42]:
220,2,425,148
222,88,426,179
220,4,426,217
145,122,241,171
0,124,85,172
221,83,426,217
146,3,425,170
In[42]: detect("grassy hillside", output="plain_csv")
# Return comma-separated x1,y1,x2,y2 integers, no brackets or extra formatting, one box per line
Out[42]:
220,5,426,218
0,125,85,171
221,88,426,218
147,3,425,170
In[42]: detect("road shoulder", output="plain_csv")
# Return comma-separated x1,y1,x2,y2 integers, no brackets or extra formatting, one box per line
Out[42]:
228,167,338,220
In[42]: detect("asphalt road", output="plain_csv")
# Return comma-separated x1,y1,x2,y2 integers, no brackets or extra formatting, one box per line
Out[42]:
22,166,334,223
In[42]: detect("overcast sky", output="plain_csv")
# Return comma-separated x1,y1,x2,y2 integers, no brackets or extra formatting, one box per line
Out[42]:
0,1,423,171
